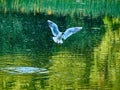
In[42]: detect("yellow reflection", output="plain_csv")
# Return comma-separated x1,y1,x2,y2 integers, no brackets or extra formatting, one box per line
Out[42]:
0,54,47,90
93,16,120,88
47,51,86,89
0,54,33,66
0,74,40,90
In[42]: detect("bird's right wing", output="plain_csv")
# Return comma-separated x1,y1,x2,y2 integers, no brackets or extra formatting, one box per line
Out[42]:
48,20,60,36
62,27,82,40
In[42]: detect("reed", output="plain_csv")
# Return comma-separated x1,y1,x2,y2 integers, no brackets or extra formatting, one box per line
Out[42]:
0,0,119,16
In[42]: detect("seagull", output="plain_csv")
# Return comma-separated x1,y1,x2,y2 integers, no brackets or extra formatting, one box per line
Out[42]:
48,20,82,44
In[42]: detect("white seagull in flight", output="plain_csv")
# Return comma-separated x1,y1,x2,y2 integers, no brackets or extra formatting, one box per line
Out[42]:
48,20,82,44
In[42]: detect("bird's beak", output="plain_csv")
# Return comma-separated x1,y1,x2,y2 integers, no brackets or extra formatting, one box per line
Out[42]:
47,20,52,23
47,20,52,25
47,20,51,22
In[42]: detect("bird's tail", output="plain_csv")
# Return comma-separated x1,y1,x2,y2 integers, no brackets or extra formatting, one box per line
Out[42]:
53,37,63,44
53,37,57,43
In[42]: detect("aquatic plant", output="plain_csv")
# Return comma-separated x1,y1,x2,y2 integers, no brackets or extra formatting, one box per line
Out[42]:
0,0,119,16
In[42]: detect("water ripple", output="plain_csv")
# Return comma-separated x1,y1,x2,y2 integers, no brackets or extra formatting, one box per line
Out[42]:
1,66,48,74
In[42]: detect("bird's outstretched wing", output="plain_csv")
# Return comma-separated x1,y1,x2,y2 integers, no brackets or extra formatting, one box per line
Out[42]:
62,27,82,40
48,20,60,36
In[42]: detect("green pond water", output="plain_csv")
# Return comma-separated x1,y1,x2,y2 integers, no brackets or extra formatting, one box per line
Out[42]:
0,0,120,90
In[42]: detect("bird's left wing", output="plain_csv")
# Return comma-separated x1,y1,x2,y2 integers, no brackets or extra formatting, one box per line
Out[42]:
62,27,82,40
48,20,60,36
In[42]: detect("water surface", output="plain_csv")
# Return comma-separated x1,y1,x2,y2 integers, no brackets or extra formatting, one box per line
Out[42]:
0,1,120,90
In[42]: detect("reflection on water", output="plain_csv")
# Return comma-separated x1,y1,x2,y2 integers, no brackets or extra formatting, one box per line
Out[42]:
0,54,49,90
0,12,120,90
1,67,48,74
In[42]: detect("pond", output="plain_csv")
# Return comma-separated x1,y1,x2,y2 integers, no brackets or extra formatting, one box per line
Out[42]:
0,0,120,90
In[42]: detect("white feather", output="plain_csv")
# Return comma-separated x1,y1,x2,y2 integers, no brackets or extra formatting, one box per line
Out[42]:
53,37,63,44
48,20,83,44
48,20,60,36
62,27,82,40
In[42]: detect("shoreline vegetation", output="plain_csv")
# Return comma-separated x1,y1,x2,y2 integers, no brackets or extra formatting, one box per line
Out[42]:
0,0,120,17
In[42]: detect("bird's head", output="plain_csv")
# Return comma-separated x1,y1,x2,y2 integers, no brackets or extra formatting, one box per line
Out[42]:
47,20,53,26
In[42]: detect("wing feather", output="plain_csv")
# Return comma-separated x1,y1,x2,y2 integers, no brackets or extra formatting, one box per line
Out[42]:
48,20,60,36
62,27,82,40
